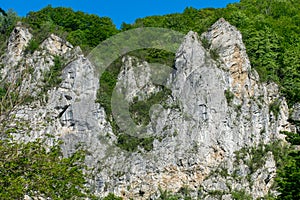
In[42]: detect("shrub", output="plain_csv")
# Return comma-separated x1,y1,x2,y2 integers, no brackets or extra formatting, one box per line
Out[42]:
42,55,64,91
24,39,39,54
232,189,252,200
129,87,172,125
0,139,90,199
117,134,154,152
224,89,234,105
269,99,281,120
210,48,219,60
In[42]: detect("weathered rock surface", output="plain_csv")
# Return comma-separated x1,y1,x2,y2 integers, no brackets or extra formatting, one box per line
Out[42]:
3,23,32,67
116,56,161,102
0,19,293,199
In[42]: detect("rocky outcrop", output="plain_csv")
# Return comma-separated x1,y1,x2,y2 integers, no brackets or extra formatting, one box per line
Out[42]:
89,18,290,199
0,19,293,199
116,56,161,102
40,34,73,56
1,26,112,146
4,23,32,67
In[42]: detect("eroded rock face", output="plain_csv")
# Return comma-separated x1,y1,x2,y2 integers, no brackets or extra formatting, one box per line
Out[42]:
40,34,73,56
116,56,160,102
202,18,251,97
4,23,32,67
0,19,293,199
90,19,291,199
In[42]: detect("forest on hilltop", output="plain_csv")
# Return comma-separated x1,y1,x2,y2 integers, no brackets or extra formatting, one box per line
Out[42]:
0,0,300,199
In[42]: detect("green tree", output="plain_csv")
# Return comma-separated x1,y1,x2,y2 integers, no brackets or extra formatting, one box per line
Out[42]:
24,6,118,51
275,131,300,199
244,27,282,82
0,9,19,54
280,44,300,105
0,138,90,199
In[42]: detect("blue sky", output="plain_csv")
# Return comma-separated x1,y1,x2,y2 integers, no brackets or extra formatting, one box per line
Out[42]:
0,0,239,28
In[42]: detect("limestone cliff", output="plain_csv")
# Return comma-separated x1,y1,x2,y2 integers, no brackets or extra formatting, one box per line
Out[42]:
0,19,293,199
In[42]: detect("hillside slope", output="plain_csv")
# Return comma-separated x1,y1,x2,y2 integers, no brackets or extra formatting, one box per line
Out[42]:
0,18,296,199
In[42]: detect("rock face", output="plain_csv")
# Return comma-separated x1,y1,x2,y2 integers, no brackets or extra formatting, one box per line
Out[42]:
0,19,293,199
4,23,32,67
116,56,161,102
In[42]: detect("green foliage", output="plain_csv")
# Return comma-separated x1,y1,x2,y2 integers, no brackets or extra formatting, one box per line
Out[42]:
0,138,90,199
24,39,39,54
231,189,252,200
128,49,175,67
2,0,300,105
224,89,234,105
280,44,300,106
0,9,19,35
158,188,181,200
274,131,300,199
0,9,19,54
208,190,224,197
269,98,281,120
275,131,300,199
96,58,121,136
23,6,118,52
281,131,300,145
233,139,300,199
1,1,300,197
234,142,286,174
177,186,192,200
123,0,300,105
276,150,300,200
42,55,64,91
97,69,119,118
129,87,172,125
227,0,300,105
244,27,282,82
210,48,219,60
201,37,211,49
103,193,122,200
96,50,174,152
117,134,154,152
0,81,33,122
121,7,220,35
157,186,194,200
0,87,6,99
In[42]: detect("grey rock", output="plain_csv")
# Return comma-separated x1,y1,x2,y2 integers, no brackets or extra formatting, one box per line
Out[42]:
117,56,160,102
1,18,294,200
40,34,73,56
4,24,32,67
291,103,300,121
291,103,300,132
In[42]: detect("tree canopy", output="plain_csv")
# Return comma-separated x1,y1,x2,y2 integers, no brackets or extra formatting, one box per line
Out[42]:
23,6,119,52
0,138,92,199
121,0,300,106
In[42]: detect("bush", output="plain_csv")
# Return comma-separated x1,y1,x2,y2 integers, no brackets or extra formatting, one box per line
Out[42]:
42,55,64,91
231,189,252,200
24,6,118,49
117,134,154,152
129,87,172,125
224,89,234,105
0,139,90,199
269,99,281,120
24,39,39,54
210,48,219,60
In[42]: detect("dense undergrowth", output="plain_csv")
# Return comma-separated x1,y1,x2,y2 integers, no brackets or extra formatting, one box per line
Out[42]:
0,138,94,199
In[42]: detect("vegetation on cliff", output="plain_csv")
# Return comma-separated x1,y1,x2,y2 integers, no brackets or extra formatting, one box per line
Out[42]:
0,0,300,198
0,138,92,199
